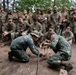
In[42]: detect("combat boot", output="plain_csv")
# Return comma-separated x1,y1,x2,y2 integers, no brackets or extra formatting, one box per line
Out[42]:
8,51,13,61
64,63,73,72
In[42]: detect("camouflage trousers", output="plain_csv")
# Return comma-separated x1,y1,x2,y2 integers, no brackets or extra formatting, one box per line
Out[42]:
10,47,29,63
2,32,16,42
47,51,70,67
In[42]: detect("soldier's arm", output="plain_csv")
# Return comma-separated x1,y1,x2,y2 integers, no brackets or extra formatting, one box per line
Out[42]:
51,15,58,25
48,34,59,48
8,23,16,34
39,24,42,33
62,31,66,38
27,38,40,55
67,32,74,41
58,14,61,25
2,24,7,32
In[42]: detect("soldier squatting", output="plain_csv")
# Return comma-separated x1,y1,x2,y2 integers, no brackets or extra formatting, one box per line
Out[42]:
0,5,76,72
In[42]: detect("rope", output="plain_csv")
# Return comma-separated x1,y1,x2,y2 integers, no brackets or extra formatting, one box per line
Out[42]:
36,53,39,75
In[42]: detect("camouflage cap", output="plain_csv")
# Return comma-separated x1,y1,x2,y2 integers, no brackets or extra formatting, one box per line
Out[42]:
53,6,58,10
36,7,41,10
41,8,44,11
70,6,76,10
16,7,21,10
42,17,47,21
73,7,76,10
49,26,54,31
31,30,40,38
66,26,71,29
8,10,13,13
48,7,52,10
8,18,13,21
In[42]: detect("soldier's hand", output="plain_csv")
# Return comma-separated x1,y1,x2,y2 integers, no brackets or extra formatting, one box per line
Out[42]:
3,31,8,36
45,40,50,43
40,52,46,57
43,43,49,46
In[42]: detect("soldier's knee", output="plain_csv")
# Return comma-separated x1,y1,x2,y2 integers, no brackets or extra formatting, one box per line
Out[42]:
21,54,30,63
21,57,29,63
11,33,15,39
47,58,53,65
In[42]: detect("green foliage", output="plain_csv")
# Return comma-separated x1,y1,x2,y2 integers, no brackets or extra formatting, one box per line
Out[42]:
15,0,72,12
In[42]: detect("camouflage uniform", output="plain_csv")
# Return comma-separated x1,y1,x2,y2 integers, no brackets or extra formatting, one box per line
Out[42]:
62,30,74,45
22,14,29,23
16,21,28,36
60,10,69,31
41,18,47,34
45,32,72,66
69,8,76,42
51,12,61,29
27,10,33,24
55,27,62,35
15,8,22,18
50,6,61,30
46,7,52,31
0,10,7,38
0,10,7,23
30,22,42,33
8,34,41,63
2,22,16,42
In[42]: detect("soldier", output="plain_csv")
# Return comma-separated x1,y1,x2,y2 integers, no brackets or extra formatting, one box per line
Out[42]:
16,7,22,18
43,27,73,71
69,7,76,43
16,17,30,36
62,27,74,45
39,8,47,24
8,30,45,63
22,10,29,23
1,19,16,47
55,25,62,35
30,18,42,33
60,5,69,32
50,6,61,30
0,6,7,23
0,6,7,38
47,7,52,31
35,8,41,19
27,7,33,24
6,10,17,21
42,17,47,34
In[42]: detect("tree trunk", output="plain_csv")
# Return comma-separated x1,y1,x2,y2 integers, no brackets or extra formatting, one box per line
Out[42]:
3,0,5,11
54,0,56,6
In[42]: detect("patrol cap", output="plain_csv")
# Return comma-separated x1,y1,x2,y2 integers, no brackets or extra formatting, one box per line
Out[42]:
8,10,13,13
16,7,21,10
28,7,31,10
73,7,76,10
8,18,13,22
39,32,43,37
66,26,71,29
48,7,52,10
36,7,41,10
49,26,54,31
41,8,44,11
53,6,58,10
33,17,38,21
70,6,76,10
42,17,47,22
31,30,40,38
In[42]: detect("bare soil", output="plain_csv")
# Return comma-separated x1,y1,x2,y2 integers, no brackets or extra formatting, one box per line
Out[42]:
0,44,76,75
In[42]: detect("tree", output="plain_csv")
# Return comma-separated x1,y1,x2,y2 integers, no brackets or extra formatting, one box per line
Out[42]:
14,0,72,12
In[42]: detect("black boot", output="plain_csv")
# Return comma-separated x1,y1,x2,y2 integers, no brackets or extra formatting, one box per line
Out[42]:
8,51,13,61
64,63,73,72
61,61,73,72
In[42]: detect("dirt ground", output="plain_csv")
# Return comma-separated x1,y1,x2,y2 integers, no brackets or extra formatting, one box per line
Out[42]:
0,44,76,75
